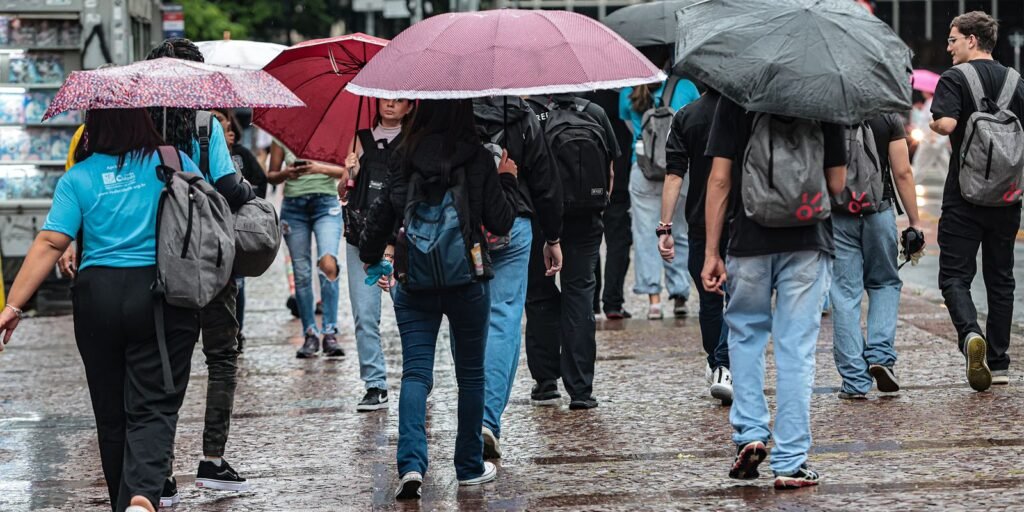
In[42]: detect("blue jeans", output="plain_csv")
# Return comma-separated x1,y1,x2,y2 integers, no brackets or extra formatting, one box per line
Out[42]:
628,163,690,298
281,194,343,336
394,282,490,480
482,217,532,438
830,210,901,394
346,243,388,390
725,251,830,475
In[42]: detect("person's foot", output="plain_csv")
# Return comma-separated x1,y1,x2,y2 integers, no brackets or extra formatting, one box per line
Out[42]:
647,303,663,320
482,426,502,459
568,396,599,410
126,496,156,512
991,369,1009,385
705,363,713,385
709,367,733,404
394,471,423,500
964,332,991,391
357,388,389,411
196,459,250,491
869,364,900,392
729,441,767,479
296,333,319,359
236,333,246,355
531,381,561,406
322,333,345,357
604,309,632,320
838,391,868,400
774,464,820,489
458,461,497,486
159,477,180,508
672,296,688,316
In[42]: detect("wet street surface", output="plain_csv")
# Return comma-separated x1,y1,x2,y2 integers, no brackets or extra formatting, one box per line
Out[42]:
2,235,1023,510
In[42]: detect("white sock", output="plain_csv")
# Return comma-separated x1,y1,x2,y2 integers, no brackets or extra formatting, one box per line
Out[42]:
203,457,223,466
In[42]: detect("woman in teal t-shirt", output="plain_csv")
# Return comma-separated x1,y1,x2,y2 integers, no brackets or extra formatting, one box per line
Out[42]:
0,108,202,512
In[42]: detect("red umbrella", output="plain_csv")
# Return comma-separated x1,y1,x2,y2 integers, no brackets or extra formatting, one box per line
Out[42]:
346,9,664,99
252,34,388,166
42,57,304,121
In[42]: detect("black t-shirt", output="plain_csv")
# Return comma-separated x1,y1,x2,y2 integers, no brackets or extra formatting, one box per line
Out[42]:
666,90,719,239
865,113,907,202
931,59,1024,208
705,96,847,257
231,143,267,199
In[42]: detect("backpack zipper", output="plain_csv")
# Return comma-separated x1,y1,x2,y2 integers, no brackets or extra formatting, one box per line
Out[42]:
985,140,994,180
181,192,195,258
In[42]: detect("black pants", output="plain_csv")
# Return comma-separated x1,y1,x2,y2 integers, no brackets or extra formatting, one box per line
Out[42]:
938,204,1020,371
598,197,632,313
687,235,730,370
199,280,240,457
525,214,603,399
73,266,199,511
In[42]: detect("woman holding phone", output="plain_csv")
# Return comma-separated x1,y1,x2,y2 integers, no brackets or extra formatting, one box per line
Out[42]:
267,141,349,358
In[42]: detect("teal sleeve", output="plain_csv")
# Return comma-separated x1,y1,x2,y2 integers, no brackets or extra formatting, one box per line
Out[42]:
179,151,201,175
206,122,236,182
41,173,81,238
618,87,632,121
671,80,701,111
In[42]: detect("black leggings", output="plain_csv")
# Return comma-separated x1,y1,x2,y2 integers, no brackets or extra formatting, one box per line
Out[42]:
73,266,199,511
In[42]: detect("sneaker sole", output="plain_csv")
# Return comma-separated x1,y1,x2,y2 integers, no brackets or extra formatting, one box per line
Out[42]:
196,478,251,492
710,384,733,402
605,313,625,320
296,352,319,359
323,350,345,358
356,401,389,412
965,337,992,392
395,480,422,500
459,468,497,486
729,442,767,480
159,495,180,508
531,397,561,406
992,376,1010,385
869,366,900,393
774,475,820,489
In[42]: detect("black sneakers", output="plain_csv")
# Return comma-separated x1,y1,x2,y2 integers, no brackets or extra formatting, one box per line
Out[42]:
604,309,632,320
869,364,900,392
159,477,180,508
531,381,561,405
196,459,251,492
964,333,992,392
357,388,389,412
568,396,598,410
322,333,345,357
774,464,820,489
395,472,423,500
296,334,319,358
729,441,767,480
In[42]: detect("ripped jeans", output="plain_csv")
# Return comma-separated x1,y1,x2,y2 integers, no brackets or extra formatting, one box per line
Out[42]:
281,194,343,336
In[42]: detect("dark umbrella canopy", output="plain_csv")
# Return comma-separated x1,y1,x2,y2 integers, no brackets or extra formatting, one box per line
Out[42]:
603,0,695,48
673,0,913,125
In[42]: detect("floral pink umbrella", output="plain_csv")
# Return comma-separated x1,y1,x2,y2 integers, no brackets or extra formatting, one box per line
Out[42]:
42,57,304,123
346,9,665,99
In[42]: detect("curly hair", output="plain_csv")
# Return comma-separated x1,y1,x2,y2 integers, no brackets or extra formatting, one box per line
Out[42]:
146,38,205,156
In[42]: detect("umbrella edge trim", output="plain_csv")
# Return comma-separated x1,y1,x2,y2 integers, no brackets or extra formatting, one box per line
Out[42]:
345,72,667,99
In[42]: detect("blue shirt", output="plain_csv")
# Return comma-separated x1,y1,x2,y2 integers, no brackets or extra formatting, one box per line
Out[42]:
190,120,235,183
42,150,200,270
619,79,701,162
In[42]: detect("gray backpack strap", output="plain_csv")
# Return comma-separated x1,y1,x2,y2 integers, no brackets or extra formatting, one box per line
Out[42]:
996,68,1021,110
195,111,214,180
661,75,681,108
955,63,987,112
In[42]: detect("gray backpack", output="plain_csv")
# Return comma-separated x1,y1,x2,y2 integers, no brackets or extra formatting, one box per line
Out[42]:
833,122,884,215
154,146,235,309
955,63,1024,206
637,76,680,181
742,113,830,227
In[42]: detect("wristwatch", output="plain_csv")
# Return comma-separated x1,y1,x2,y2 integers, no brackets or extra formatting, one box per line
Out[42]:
655,226,672,237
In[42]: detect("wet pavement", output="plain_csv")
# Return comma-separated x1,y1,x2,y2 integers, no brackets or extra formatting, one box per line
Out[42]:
2,232,1023,510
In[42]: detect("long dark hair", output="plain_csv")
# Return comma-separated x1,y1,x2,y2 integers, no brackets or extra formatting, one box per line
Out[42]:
146,38,205,155
73,108,164,167
398,99,478,175
631,45,672,113
211,108,243,146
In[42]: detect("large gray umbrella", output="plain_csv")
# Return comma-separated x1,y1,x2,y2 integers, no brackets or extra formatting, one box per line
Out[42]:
673,0,913,125
604,0,694,48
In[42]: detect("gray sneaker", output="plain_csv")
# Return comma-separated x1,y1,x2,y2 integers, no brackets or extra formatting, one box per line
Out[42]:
838,391,867,400
991,369,1009,385
322,333,344,357
296,334,319,359
964,333,991,392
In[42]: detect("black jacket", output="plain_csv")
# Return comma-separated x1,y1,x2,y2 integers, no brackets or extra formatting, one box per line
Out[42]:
474,96,563,241
358,133,520,280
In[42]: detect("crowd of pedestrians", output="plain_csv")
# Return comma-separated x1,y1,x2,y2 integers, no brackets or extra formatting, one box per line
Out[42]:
0,7,1020,511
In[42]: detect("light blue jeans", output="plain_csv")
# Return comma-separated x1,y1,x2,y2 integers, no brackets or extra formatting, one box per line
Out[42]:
628,163,691,298
725,250,830,475
281,194,343,336
830,210,901,394
346,243,388,390
483,217,533,438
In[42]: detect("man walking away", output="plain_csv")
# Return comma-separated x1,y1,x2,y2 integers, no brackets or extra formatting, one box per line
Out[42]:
660,89,731,404
930,11,1024,392
830,113,923,399
703,97,847,489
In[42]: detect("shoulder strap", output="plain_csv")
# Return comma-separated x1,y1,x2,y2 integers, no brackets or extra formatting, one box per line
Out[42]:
195,111,213,179
573,98,591,113
661,75,681,108
954,63,986,112
996,67,1021,110
357,129,378,154
157,145,184,177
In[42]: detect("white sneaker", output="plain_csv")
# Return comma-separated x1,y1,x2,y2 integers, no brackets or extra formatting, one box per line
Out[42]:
482,427,502,459
991,369,1009,385
458,461,497,486
705,363,713,385
647,303,663,320
710,367,733,403
125,507,150,512
395,471,423,500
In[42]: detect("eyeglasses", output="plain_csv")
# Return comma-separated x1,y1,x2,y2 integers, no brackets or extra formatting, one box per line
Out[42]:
947,35,973,45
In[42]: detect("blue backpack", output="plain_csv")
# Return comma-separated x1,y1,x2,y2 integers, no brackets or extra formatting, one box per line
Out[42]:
396,165,481,291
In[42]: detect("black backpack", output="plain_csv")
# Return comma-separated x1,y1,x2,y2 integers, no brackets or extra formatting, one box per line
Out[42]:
344,129,400,246
540,98,610,214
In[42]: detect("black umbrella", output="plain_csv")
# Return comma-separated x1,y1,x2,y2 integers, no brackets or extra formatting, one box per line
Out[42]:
673,0,913,125
604,0,695,48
